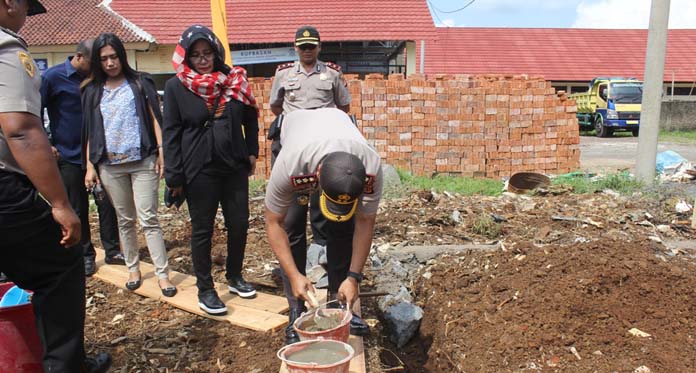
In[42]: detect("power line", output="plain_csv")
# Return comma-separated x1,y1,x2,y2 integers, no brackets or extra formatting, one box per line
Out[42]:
427,0,446,25
429,0,477,14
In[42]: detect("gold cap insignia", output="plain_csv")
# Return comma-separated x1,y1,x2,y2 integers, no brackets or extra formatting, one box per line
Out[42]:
18,52,35,78
303,30,310,37
338,194,351,203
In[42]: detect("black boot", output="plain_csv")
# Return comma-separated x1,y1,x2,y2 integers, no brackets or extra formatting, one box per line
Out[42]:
285,303,306,345
329,292,370,336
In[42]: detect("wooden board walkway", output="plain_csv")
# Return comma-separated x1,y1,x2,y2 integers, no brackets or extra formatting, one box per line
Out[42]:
279,289,366,373
93,250,289,332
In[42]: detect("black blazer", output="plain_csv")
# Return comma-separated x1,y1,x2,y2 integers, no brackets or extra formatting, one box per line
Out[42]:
162,77,259,188
81,73,163,167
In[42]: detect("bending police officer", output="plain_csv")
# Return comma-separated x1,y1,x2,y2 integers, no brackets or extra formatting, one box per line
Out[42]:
265,108,381,345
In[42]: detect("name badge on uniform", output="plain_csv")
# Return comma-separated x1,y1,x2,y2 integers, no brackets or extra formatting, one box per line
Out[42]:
319,73,327,81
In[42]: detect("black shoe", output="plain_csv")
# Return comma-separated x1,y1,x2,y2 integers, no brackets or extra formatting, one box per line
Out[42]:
349,313,370,336
125,279,141,291
160,284,177,297
198,289,227,315
228,275,257,298
104,253,126,265
285,305,306,345
84,257,96,277
83,352,112,373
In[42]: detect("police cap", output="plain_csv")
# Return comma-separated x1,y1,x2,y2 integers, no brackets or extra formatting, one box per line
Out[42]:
319,152,367,223
295,26,320,46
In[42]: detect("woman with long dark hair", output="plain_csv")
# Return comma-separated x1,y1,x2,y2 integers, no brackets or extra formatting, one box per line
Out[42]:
162,25,258,315
82,33,176,297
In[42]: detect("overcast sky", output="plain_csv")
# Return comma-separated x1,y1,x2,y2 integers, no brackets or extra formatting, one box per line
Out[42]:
428,0,696,28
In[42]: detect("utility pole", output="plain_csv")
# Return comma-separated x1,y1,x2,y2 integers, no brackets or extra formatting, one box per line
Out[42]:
635,0,671,184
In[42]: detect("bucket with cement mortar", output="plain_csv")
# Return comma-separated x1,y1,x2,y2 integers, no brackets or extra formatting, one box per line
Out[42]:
278,339,354,373
0,282,42,372
293,307,352,343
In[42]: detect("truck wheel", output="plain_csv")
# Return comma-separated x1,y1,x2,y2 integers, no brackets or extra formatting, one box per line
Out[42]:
594,115,610,137
632,128,639,137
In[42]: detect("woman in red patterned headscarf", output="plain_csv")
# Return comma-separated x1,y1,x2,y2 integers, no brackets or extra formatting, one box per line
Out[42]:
162,25,259,315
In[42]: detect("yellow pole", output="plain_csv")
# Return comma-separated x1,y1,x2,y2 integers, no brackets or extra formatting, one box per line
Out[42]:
210,0,232,66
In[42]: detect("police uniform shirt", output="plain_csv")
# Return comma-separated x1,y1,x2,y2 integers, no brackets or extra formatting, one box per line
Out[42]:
0,26,48,224
265,108,382,216
0,26,41,175
269,60,351,113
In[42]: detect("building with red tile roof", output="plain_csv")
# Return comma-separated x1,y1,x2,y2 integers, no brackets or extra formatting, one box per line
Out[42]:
21,0,696,95
22,0,151,46
425,27,696,90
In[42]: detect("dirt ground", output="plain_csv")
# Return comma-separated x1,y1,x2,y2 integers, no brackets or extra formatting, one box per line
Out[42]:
83,181,696,372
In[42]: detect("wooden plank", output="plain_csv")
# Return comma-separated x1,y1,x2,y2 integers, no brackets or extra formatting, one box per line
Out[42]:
279,296,366,373
93,250,288,332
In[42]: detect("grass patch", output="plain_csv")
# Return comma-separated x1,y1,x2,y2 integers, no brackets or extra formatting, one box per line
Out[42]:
249,178,266,196
471,214,502,239
395,169,503,197
658,130,696,144
552,171,644,195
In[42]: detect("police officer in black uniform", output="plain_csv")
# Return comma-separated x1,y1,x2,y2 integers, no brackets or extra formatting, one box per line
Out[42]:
0,0,110,371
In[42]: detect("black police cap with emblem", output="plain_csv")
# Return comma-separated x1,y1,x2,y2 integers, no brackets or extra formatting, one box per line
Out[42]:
28,0,47,16
319,152,367,223
295,26,320,46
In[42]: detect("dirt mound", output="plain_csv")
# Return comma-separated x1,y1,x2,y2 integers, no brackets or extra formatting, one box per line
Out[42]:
414,238,696,372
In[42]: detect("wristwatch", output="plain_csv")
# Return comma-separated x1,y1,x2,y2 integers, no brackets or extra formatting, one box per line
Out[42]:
347,271,364,283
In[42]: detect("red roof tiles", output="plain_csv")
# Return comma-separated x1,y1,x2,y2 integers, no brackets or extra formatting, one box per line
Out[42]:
426,28,696,82
107,0,435,45
22,0,147,46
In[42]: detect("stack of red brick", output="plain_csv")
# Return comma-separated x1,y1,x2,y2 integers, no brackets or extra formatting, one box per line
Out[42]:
248,74,580,179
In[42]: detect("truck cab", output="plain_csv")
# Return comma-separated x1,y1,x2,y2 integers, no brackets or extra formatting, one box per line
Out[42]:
571,77,643,137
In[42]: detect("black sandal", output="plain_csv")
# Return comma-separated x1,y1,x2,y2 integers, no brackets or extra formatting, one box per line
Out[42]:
125,279,141,291
161,286,177,297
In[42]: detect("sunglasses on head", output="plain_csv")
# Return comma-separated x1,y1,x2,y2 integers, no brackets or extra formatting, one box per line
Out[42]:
298,44,317,51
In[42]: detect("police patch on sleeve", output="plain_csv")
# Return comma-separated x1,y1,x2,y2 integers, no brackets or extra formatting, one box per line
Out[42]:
17,51,35,78
363,174,376,194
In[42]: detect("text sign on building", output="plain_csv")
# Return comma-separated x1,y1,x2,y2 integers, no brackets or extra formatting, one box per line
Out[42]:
231,47,297,65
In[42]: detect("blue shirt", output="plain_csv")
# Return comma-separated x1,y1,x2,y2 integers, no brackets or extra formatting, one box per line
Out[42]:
100,80,142,165
40,57,84,165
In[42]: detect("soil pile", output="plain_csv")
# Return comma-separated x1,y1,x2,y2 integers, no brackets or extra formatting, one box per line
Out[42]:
415,238,696,372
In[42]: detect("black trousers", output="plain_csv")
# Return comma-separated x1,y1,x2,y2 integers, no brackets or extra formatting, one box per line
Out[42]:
186,166,249,292
58,160,120,259
271,139,327,245
285,191,354,293
0,203,86,372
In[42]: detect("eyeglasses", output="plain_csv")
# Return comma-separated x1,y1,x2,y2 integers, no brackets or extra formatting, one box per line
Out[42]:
189,51,214,62
298,44,317,51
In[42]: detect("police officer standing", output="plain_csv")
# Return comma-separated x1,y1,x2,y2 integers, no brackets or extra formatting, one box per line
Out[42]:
0,0,110,371
269,26,351,117
265,108,381,345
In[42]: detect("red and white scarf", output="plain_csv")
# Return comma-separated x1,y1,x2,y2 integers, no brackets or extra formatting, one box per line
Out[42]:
172,43,257,111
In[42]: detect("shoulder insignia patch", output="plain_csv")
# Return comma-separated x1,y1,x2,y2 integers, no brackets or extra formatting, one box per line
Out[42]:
290,174,318,190
18,51,34,78
276,62,293,71
363,174,376,194
325,62,342,72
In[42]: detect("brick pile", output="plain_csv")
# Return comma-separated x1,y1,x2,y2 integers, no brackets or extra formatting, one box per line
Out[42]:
248,74,580,179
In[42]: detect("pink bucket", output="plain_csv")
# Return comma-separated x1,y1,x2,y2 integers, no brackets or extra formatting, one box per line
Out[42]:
0,283,42,372
277,339,354,373
293,308,351,343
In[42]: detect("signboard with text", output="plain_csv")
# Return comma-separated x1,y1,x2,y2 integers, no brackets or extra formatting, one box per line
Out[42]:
231,47,297,65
